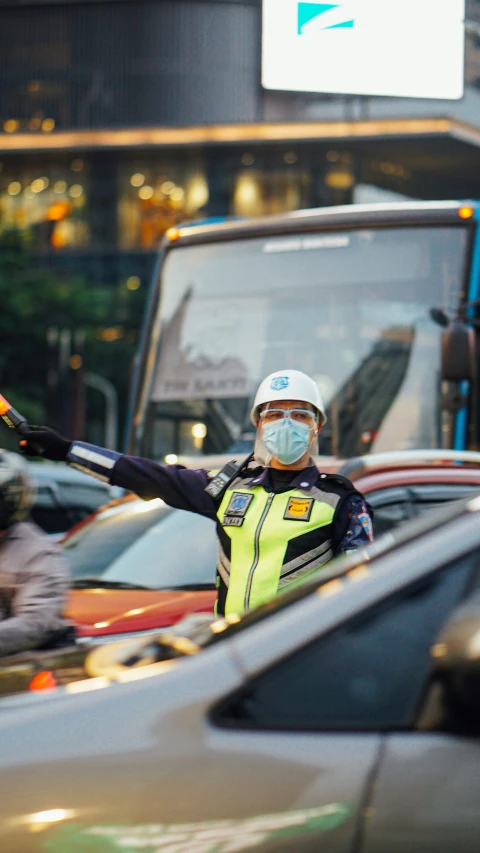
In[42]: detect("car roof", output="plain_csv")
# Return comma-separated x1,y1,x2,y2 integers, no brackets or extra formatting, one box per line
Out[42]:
355,466,480,493
338,449,480,482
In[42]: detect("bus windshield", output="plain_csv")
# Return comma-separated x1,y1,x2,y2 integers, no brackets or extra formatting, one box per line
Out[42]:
143,225,468,460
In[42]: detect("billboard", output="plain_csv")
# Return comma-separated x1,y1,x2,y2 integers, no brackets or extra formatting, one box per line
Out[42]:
262,0,465,100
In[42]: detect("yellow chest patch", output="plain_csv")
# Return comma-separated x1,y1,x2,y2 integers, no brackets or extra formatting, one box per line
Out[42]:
284,497,314,521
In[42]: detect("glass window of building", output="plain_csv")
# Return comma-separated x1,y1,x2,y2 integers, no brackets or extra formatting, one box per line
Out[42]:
465,1,480,89
118,153,209,250
0,156,90,250
231,166,311,218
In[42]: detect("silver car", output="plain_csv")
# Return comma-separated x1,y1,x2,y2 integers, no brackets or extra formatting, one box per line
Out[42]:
29,461,121,539
1,495,480,852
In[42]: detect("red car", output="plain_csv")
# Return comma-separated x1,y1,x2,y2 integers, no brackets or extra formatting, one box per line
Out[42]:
62,494,217,643
339,449,480,536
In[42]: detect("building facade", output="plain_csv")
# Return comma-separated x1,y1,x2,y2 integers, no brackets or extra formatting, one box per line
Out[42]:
1,0,480,287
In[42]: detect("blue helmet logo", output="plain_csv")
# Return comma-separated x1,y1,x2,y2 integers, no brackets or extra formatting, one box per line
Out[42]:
271,376,289,391
231,494,250,513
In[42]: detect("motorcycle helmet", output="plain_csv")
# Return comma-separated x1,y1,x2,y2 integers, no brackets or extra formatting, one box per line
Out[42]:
0,450,35,530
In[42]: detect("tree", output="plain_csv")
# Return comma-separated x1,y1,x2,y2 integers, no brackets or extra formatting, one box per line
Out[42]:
0,230,144,449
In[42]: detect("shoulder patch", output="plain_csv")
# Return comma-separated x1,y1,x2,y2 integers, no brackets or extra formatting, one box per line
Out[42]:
222,492,254,527
356,511,373,541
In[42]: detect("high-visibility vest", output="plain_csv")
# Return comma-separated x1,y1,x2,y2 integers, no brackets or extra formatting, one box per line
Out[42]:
215,476,350,616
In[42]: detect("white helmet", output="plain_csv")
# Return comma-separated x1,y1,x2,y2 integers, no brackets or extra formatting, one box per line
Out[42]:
250,370,327,427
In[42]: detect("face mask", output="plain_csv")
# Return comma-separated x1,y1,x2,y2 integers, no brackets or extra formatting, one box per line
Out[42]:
262,419,312,465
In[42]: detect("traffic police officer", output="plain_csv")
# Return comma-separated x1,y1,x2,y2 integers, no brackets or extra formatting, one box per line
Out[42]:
19,369,373,617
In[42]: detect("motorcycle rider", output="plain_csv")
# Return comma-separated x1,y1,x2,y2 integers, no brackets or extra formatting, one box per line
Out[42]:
0,450,70,656
19,369,372,617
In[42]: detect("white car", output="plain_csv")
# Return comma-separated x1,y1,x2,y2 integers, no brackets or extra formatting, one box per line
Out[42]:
0,495,480,852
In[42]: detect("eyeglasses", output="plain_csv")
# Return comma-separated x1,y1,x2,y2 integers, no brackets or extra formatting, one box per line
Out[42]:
259,408,317,427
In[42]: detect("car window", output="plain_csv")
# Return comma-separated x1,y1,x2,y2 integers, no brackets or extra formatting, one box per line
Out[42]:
215,553,476,732
32,480,112,535
63,501,217,588
368,483,480,536
52,482,112,508
408,482,480,505
367,487,414,535
30,506,91,535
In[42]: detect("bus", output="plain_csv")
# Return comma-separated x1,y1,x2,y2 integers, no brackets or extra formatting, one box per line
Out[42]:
127,201,480,463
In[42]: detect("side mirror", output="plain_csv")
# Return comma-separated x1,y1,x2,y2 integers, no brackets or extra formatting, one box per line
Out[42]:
431,593,480,719
441,320,476,382
430,307,449,328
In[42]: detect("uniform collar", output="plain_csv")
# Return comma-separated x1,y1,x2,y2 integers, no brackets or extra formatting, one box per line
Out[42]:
246,463,319,491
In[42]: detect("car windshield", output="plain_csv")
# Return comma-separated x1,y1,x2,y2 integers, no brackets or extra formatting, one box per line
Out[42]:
143,224,467,460
63,499,217,589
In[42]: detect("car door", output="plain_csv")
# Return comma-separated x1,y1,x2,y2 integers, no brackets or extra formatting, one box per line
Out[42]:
363,553,480,853
203,549,474,853
0,517,475,853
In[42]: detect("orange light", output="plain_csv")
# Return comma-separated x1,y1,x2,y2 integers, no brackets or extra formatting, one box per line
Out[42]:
458,206,475,219
166,227,180,241
29,671,57,691
41,118,55,132
69,355,83,370
46,201,70,222
0,395,11,415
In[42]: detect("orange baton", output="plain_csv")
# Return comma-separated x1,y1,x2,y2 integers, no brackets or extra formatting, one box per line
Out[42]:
0,394,28,435
0,394,45,454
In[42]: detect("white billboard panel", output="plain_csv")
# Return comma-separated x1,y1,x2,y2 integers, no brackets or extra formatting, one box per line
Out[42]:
262,0,465,100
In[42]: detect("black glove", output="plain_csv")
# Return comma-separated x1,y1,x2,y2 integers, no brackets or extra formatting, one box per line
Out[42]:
18,425,72,461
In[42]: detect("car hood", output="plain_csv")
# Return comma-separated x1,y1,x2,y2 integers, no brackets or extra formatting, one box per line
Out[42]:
65,588,216,638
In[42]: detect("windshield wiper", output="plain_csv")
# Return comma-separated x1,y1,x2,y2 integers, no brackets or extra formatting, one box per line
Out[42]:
72,579,154,591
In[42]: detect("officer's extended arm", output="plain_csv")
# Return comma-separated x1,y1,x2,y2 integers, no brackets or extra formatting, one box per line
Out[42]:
18,426,217,518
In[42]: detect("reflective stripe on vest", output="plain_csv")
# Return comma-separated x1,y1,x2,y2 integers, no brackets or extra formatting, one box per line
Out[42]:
216,487,335,615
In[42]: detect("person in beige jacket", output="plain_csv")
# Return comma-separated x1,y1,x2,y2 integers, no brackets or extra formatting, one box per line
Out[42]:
0,450,69,656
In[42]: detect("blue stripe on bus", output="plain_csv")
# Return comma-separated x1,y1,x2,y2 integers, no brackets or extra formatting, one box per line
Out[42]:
454,207,480,450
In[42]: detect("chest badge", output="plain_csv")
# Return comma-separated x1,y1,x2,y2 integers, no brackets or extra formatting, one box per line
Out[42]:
284,497,314,521
223,492,254,527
